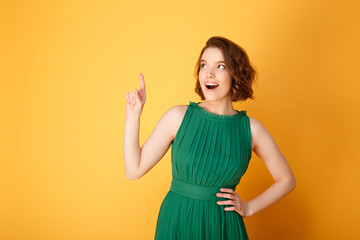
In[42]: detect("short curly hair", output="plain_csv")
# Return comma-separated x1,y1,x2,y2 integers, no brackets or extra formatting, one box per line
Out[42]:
194,36,257,102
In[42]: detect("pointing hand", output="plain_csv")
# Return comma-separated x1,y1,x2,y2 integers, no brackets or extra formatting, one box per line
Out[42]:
125,73,146,118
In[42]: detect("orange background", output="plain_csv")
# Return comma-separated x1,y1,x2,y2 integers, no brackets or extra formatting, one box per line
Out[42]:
1,0,360,239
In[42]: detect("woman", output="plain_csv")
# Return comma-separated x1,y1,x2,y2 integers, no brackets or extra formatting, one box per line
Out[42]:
124,36,296,239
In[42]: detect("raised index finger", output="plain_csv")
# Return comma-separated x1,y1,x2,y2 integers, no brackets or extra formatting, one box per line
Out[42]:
139,73,146,96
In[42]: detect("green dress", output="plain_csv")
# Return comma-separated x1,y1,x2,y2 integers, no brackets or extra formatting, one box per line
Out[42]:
154,101,252,240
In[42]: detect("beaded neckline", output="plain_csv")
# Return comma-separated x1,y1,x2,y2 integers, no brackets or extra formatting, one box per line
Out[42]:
190,101,246,119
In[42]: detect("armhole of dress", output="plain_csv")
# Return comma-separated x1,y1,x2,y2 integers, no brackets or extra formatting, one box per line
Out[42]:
245,114,252,162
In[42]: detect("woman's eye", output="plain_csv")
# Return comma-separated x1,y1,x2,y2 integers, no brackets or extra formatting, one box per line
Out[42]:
219,64,225,69
201,63,207,68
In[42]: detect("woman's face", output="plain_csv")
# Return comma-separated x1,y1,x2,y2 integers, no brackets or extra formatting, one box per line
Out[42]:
198,47,232,102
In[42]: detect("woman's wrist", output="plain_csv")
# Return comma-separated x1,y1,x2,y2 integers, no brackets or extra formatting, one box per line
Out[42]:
126,113,141,122
244,201,254,217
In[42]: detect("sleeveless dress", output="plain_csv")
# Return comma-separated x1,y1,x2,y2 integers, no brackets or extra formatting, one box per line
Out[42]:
154,101,252,240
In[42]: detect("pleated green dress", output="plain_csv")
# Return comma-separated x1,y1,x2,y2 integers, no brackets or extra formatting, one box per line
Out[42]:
154,101,252,240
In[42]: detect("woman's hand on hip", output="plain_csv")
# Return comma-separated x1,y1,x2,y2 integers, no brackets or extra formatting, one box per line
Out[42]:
125,73,146,118
216,188,251,217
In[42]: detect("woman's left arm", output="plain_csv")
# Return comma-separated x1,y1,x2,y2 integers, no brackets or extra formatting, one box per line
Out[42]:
245,117,296,217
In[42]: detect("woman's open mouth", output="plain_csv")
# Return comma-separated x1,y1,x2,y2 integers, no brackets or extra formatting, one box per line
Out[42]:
205,83,219,90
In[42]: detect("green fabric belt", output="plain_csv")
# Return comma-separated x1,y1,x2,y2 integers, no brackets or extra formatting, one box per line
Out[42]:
170,178,236,201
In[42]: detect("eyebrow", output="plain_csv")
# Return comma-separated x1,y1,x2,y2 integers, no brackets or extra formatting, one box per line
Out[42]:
200,59,225,63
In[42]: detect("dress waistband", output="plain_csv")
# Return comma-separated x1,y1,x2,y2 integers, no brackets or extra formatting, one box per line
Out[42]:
169,178,237,201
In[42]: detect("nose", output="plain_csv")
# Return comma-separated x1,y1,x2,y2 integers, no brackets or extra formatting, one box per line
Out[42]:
206,66,215,78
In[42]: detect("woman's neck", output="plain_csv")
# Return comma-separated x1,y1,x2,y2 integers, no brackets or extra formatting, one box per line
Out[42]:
198,99,237,115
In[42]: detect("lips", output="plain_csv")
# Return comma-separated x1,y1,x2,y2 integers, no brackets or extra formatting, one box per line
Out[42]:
205,81,219,90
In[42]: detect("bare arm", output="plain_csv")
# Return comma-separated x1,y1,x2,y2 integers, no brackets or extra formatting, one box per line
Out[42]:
123,114,142,180
124,73,186,179
124,106,186,179
245,117,296,216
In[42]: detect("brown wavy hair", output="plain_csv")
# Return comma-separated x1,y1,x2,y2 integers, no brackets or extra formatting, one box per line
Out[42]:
194,36,257,102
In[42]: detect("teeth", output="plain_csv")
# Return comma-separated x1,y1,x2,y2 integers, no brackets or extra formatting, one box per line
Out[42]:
205,83,219,89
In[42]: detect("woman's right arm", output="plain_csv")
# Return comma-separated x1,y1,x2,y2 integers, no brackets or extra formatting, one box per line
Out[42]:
124,73,186,180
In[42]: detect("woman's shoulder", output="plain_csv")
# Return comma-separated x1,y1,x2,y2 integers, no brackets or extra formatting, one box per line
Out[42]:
165,104,189,120
160,104,189,139
248,116,266,132
248,116,263,134
170,104,189,112
247,116,274,150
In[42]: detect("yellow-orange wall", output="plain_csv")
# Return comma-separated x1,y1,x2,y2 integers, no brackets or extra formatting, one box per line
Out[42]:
1,0,360,239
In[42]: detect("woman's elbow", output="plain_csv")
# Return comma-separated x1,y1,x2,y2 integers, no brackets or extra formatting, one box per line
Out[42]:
126,174,139,180
125,171,140,180
288,175,296,191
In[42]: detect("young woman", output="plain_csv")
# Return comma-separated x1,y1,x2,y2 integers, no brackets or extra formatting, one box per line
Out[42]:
124,36,296,239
